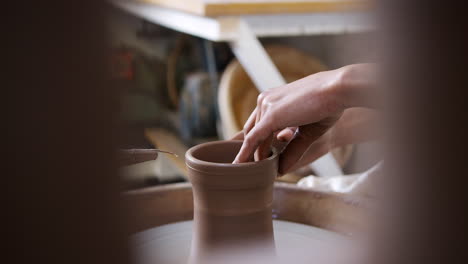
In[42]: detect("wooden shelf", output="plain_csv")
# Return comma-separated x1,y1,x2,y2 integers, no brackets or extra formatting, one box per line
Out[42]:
140,0,370,16
113,0,373,41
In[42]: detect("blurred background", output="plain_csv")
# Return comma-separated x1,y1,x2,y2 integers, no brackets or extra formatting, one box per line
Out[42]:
108,0,379,189
7,1,468,264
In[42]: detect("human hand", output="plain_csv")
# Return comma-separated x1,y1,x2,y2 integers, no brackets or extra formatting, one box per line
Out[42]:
281,107,379,173
231,107,378,174
232,64,376,174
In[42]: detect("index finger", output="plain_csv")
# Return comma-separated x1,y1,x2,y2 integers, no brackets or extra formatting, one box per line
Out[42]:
233,121,272,163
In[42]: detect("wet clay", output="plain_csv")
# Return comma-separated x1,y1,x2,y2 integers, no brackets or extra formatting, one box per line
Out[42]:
185,140,278,263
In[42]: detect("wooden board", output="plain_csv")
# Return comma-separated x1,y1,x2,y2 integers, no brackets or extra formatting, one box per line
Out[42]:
140,0,369,16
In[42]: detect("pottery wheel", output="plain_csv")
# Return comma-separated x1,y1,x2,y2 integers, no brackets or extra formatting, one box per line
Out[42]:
132,220,349,264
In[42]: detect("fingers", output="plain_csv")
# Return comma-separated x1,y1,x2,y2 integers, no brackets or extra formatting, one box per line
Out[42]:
282,135,329,173
243,108,257,136
255,133,273,161
277,127,297,142
233,121,271,163
278,122,332,174
254,100,272,161
236,93,274,163
235,92,280,163
235,115,296,164
232,129,270,162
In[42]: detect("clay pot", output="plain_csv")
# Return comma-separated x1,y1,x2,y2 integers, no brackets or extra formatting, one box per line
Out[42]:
185,140,278,263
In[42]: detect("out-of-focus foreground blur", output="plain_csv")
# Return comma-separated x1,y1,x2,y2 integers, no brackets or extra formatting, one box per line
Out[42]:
5,0,468,264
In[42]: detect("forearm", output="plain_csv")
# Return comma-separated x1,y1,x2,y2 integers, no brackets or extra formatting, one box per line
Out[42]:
331,107,380,148
335,63,378,109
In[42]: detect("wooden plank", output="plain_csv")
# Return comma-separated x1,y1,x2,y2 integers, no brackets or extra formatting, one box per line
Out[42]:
140,0,370,16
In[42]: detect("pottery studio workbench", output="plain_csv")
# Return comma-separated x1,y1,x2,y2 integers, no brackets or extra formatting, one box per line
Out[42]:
111,0,374,177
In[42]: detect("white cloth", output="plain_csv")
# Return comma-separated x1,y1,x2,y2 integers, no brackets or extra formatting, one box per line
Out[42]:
297,161,383,198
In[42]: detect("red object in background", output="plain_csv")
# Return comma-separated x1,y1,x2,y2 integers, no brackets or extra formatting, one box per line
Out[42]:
111,49,134,80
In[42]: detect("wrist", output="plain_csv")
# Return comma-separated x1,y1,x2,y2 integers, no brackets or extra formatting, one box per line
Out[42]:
333,65,357,109
333,64,374,109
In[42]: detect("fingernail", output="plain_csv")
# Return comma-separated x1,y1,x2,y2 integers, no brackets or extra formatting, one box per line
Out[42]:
278,136,287,142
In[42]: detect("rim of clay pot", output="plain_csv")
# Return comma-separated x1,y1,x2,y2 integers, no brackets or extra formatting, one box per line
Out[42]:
186,140,277,164
186,140,279,188
186,140,279,178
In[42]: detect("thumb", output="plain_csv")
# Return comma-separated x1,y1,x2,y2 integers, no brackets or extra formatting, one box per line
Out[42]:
278,121,334,175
